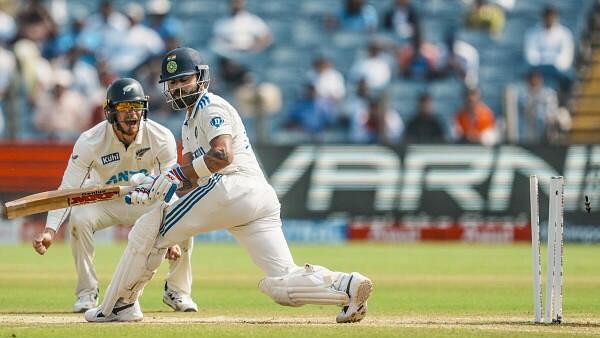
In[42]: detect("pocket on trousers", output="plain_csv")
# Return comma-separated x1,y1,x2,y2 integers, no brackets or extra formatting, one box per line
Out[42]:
218,174,253,206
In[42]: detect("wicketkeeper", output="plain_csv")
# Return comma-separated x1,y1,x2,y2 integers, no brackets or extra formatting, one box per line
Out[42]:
32,78,198,313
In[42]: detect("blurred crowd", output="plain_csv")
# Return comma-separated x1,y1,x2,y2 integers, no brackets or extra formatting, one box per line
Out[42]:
0,0,588,145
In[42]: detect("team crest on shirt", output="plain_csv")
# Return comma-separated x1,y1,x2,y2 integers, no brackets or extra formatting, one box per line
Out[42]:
135,147,151,159
210,116,224,128
101,152,120,165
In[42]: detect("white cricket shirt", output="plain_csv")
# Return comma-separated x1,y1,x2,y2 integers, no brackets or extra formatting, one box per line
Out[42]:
181,92,265,184
45,119,177,231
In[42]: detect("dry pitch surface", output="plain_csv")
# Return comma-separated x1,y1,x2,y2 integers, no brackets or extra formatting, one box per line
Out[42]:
2,314,600,335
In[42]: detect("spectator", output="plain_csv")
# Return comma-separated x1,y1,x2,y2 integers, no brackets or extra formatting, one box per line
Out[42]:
88,58,118,126
234,73,282,119
233,74,282,143
349,96,403,144
342,78,370,131
516,70,559,143
145,0,181,47
325,0,378,33
52,11,87,56
396,29,439,81
215,56,250,94
464,0,505,38
16,0,57,46
350,39,392,92
51,46,102,100
13,38,53,106
382,0,419,41
211,0,272,55
109,3,165,75
77,0,129,65
33,68,91,140
135,55,172,121
0,10,16,137
524,5,574,96
285,83,336,140
14,1,55,99
437,31,479,87
308,56,346,104
404,93,445,143
0,10,16,43
454,87,498,145
491,0,515,11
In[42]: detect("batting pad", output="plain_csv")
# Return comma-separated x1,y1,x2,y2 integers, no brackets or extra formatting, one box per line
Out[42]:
100,204,167,315
258,264,350,306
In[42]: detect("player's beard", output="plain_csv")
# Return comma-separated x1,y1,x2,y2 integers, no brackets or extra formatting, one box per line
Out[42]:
171,85,200,110
115,117,140,137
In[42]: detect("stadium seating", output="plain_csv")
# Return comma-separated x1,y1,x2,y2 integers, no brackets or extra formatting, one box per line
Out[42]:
7,0,596,144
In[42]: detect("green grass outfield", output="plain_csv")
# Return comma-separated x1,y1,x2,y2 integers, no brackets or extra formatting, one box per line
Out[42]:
0,242,599,337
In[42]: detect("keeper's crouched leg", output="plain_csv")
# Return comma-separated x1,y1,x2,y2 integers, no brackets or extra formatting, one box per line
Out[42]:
258,264,350,307
97,204,168,318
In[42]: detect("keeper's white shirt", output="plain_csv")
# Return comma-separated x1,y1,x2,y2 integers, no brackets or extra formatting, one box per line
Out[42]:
182,92,265,184
46,119,177,231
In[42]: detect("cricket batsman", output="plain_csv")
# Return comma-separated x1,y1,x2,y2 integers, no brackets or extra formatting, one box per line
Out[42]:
85,48,373,323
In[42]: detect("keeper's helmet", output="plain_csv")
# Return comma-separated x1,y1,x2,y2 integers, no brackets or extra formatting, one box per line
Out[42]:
103,78,149,123
159,47,210,110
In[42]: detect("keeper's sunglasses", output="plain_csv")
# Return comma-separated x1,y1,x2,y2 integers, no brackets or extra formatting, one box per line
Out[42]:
114,101,145,113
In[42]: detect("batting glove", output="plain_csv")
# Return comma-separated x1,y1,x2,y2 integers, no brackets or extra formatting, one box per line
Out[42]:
126,173,156,205
149,164,184,202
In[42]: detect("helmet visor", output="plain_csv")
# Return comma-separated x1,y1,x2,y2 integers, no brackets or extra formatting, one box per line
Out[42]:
113,101,146,113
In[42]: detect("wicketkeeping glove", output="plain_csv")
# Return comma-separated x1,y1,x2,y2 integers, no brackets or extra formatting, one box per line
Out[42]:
149,164,185,202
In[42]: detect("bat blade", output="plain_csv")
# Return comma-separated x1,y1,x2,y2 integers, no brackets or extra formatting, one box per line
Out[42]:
3,185,133,219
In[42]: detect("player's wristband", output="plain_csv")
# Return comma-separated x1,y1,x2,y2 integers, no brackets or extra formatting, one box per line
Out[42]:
169,164,187,183
192,155,212,178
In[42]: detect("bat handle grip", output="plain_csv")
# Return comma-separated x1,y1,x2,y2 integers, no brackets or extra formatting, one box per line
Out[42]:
165,184,177,203
122,185,175,205
120,186,135,205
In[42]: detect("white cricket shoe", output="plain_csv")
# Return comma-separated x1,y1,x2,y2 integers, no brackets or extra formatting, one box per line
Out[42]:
336,272,373,323
73,292,98,313
163,282,198,312
84,301,143,322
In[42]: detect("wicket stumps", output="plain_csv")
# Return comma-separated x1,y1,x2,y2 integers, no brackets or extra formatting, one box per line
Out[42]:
530,175,564,324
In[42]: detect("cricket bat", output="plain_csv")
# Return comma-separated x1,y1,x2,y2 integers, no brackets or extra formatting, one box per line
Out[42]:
0,185,134,220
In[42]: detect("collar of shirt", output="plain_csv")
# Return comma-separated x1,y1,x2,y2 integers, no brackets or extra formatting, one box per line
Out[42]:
188,93,211,121
134,119,146,145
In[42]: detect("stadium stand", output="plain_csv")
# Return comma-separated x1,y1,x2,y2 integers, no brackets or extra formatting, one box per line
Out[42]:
0,0,597,144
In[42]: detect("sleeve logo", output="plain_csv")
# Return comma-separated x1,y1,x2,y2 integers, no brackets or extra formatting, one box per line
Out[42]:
210,116,224,128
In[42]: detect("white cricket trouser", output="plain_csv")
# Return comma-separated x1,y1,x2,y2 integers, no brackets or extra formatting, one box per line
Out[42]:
69,199,193,297
154,173,297,277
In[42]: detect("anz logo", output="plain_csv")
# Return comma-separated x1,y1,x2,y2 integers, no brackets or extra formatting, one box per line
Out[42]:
105,169,149,184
